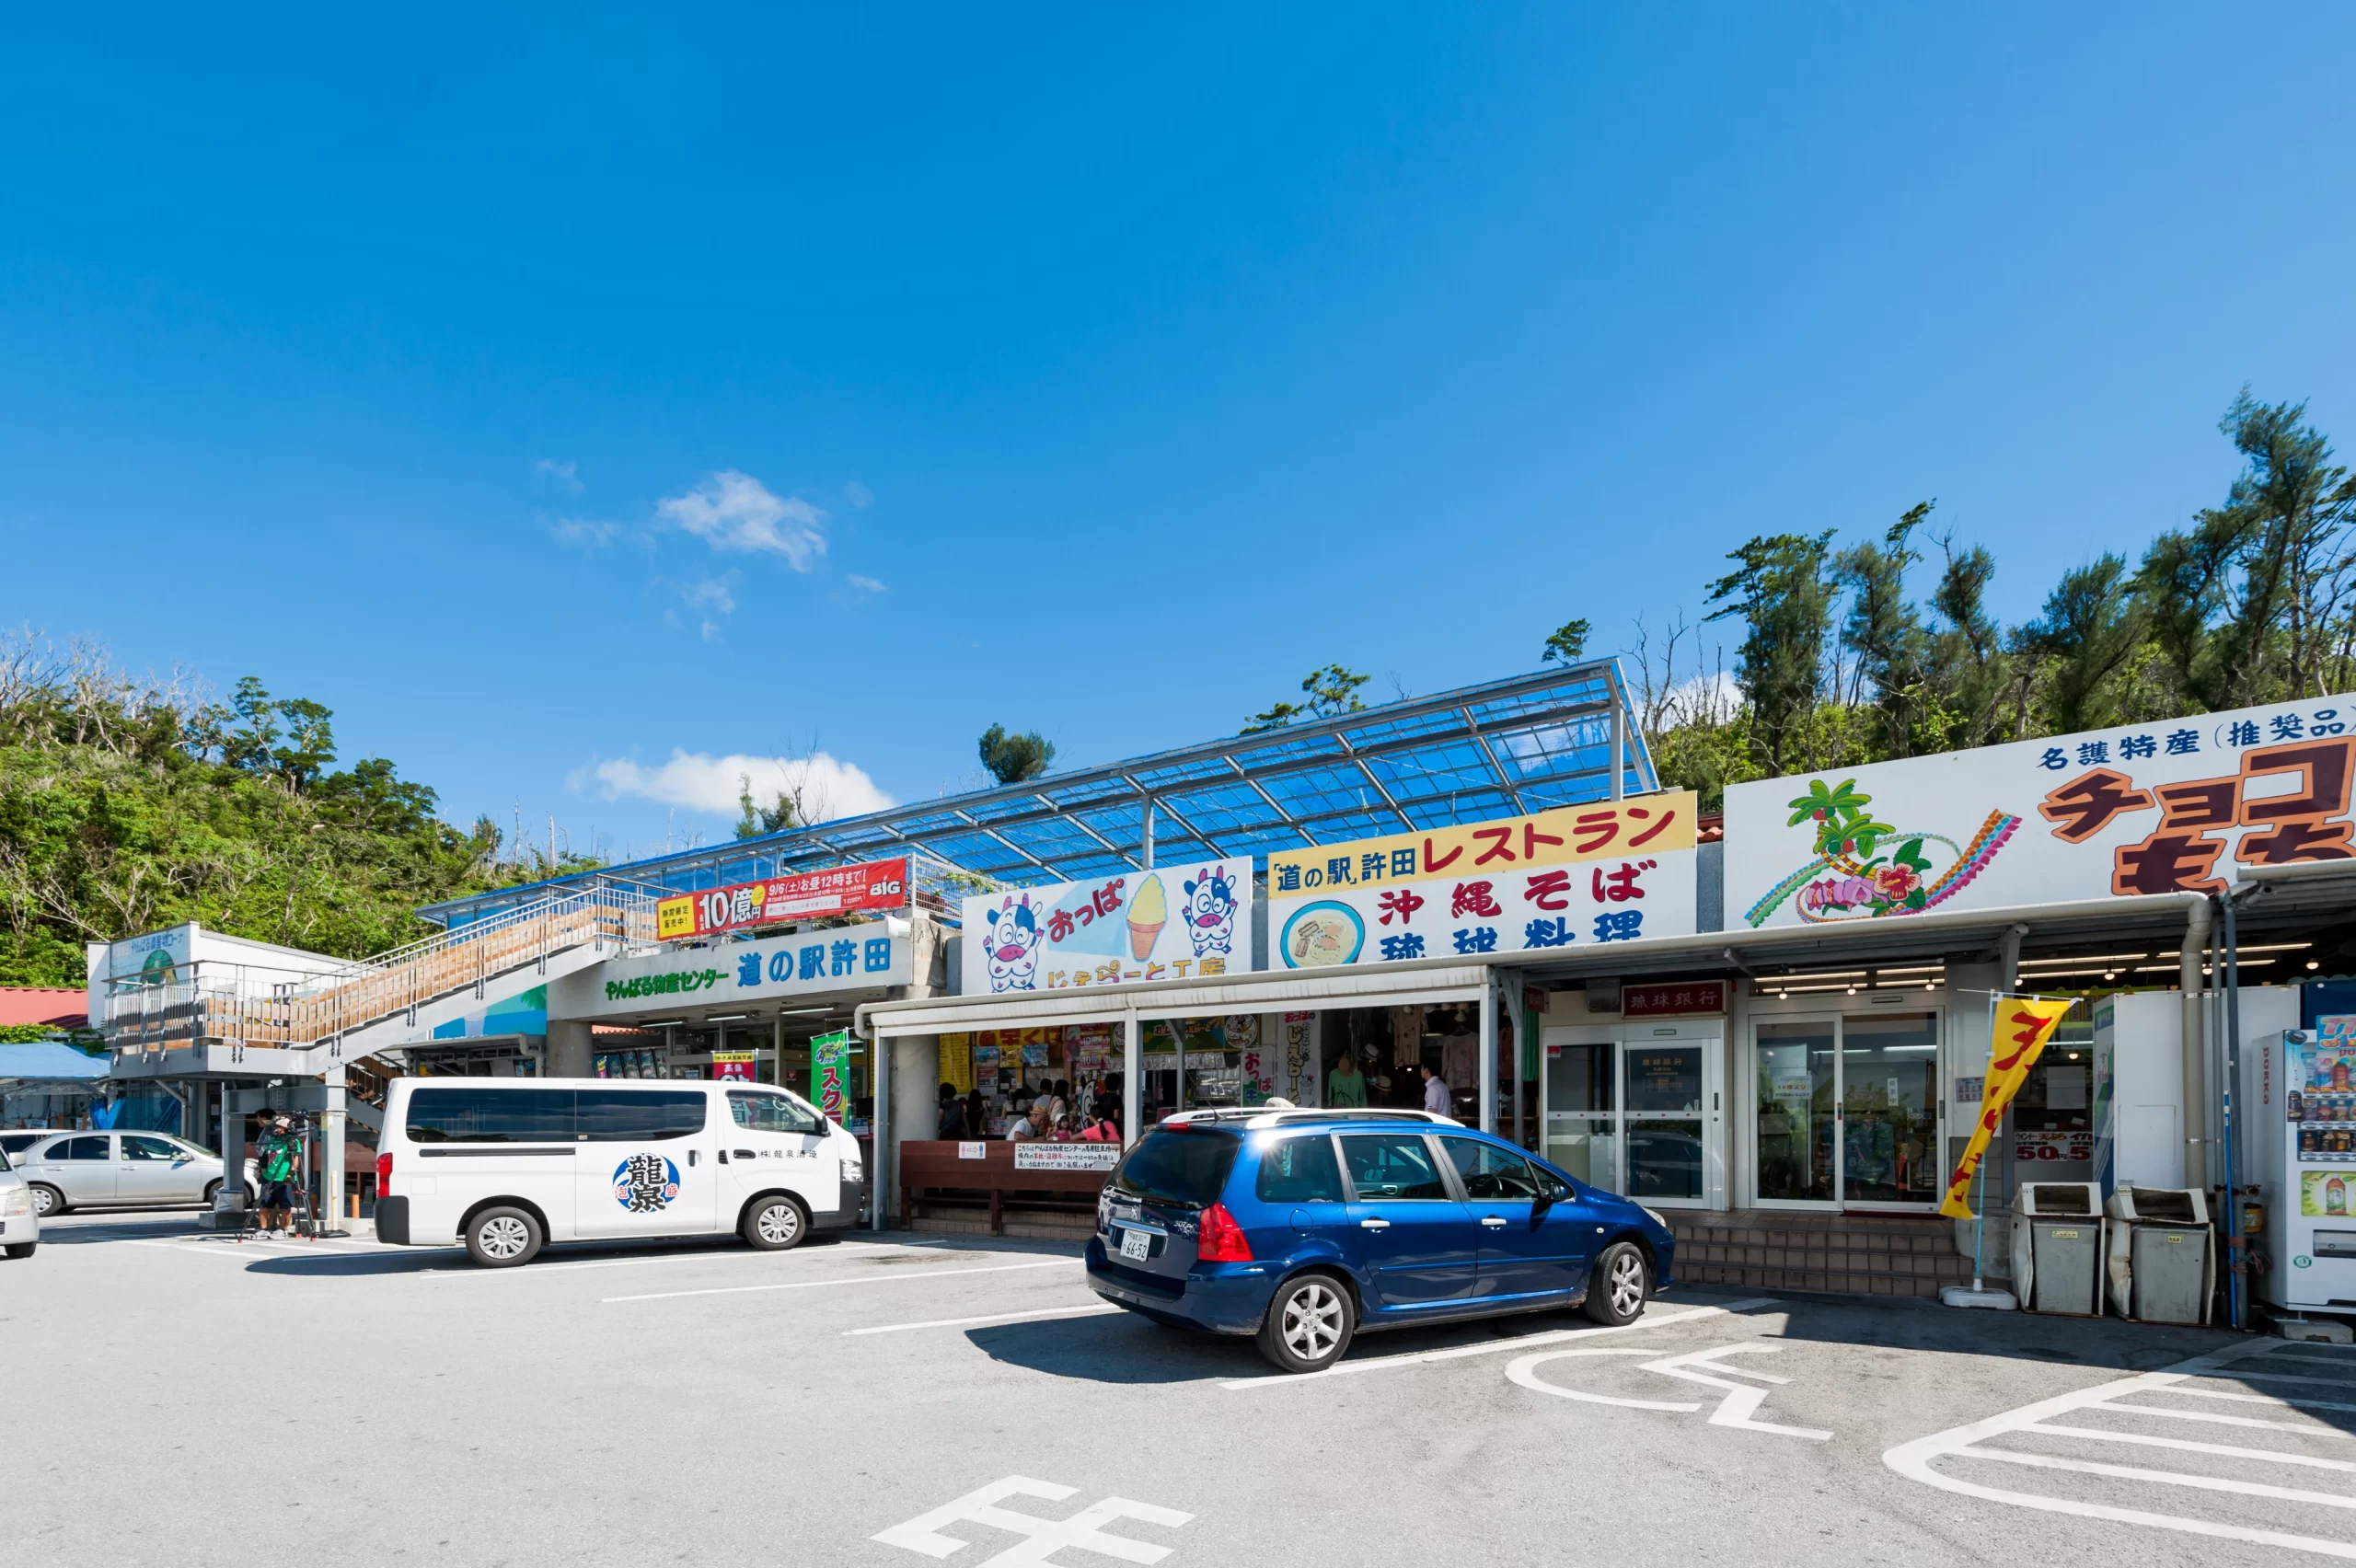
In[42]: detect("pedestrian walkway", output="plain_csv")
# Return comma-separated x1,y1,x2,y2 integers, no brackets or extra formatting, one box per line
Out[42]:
1887,1337,2356,1559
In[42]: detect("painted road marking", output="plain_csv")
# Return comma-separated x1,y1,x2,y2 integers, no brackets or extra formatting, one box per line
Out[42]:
604,1258,1082,1303
873,1475,1191,1565
849,1304,1124,1336
1507,1340,1831,1440
1218,1297,1780,1390
1886,1337,2356,1559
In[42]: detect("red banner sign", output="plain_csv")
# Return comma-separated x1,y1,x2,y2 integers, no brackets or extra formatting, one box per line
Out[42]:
656,858,909,940
1620,980,1727,1018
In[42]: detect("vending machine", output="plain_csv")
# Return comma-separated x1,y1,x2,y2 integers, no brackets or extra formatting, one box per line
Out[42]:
2248,1026,2356,1309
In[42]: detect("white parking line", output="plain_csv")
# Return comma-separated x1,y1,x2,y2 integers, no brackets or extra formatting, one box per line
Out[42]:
1219,1297,1779,1390
846,1304,1124,1336
604,1258,1083,1303
1885,1338,2356,1559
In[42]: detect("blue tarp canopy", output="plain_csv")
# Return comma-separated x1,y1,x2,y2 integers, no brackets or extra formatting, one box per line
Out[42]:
0,1042,110,1081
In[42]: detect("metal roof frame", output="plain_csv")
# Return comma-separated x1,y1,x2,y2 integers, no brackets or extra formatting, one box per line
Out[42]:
419,660,1654,926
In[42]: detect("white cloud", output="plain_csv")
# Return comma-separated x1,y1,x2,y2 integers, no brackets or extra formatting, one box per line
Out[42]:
847,574,886,594
535,458,584,493
583,750,895,822
681,575,736,615
844,479,874,510
657,470,826,569
551,516,622,548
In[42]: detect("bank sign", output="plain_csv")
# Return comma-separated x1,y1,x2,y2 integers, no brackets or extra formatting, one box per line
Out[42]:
1267,795,1700,968
551,924,912,1019
1725,693,2356,928
962,859,1255,993
655,859,908,940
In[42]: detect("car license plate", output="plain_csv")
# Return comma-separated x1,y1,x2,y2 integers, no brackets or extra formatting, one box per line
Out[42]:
1119,1228,1151,1262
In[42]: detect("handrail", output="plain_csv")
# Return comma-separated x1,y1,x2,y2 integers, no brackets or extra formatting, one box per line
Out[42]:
102,879,660,1053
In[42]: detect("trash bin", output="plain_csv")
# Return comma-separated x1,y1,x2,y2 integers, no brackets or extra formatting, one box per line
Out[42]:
2011,1182,2105,1316
2104,1187,2213,1325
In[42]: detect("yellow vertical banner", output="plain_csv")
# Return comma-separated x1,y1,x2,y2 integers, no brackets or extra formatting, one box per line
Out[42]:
1939,997,2076,1218
938,1033,974,1095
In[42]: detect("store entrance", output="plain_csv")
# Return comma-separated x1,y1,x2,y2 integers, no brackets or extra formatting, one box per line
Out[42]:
1751,1010,1940,1210
1543,1034,1711,1206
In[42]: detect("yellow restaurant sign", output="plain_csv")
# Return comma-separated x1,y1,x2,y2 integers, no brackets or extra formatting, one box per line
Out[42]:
1267,793,1701,967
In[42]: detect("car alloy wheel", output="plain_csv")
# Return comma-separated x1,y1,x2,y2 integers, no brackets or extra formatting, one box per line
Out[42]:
1608,1250,1646,1317
1282,1279,1345,1361
478,1215,532,1262
29,1185,60,1217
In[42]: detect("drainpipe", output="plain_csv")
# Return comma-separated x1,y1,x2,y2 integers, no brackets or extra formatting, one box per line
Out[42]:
2180,897,2212,1192
1997,924,2027,992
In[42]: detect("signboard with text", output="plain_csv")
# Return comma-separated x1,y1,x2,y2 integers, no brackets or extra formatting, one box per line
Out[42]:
1012,1142,1122,1172
1267,796,1700,969
656,859,909,940
548,926,909,1020
962,859,1255,994
1726,695,2356,928
1621,980,1727,1018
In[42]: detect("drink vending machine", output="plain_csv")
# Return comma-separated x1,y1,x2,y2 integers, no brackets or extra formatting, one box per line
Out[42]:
2246,1025,2356,1310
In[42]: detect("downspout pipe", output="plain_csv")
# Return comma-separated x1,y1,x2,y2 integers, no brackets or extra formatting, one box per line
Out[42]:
2181,897,2212,1192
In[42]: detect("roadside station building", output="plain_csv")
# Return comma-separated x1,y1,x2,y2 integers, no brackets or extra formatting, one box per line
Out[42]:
78,663,2356,1307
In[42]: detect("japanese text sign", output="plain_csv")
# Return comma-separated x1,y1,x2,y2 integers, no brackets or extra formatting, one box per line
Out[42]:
1621,980,1727,1018
656,859,909,940
1268,795,1700,968
548,924,910,1019
1726,695,2356,928
812,1030,850,1121
1940,997,2074,1218
962,858,1256,994
1012,1142,1121,1172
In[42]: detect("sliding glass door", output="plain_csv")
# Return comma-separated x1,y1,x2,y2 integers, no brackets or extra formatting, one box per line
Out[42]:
1751,1011,1941,1211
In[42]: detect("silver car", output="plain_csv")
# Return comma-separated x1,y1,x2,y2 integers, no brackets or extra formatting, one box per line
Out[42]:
12,1132,239,1216
0,1146,36,1258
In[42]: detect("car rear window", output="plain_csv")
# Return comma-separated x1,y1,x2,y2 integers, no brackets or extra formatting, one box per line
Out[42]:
406,1088,578,1144
1111,1129,1241,1208
1255,1135,1345,1203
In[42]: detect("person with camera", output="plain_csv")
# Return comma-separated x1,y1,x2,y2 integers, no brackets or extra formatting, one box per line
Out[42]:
254,1113,305,1237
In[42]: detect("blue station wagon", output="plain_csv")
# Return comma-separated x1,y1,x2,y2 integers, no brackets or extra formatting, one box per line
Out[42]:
1085,1109,1677,1373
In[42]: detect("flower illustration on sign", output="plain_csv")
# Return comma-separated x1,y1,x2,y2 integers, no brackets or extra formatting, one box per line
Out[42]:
1745,777,2019,927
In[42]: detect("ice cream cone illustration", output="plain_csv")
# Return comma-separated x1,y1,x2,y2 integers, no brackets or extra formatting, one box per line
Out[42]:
1127,873,1168,961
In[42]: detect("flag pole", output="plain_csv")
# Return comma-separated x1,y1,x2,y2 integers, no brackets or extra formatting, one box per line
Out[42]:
1972,987,1994,1295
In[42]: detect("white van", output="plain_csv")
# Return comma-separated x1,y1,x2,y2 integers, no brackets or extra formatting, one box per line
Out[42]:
374,1078,866,1267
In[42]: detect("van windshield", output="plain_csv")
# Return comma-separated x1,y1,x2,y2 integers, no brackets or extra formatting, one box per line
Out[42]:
1110,1129,1240,1209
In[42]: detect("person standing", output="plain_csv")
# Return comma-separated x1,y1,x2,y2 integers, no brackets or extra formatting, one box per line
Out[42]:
1326,1052,1369,1109
254,1114,304,1236
1421,1063,1451,1116
936,1083,965,1140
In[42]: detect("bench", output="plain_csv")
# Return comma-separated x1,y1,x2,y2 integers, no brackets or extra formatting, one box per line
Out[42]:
897,1139,1118,1234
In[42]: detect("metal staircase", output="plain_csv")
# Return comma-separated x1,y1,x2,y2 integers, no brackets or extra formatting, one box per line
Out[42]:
105,880,660,1066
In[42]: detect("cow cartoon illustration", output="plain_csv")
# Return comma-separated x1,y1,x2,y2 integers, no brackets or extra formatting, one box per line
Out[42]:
982,894,1043,992
1182,866,1240,957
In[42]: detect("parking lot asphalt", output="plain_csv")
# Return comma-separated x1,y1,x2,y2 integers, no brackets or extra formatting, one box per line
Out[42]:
3,1208,2341,1567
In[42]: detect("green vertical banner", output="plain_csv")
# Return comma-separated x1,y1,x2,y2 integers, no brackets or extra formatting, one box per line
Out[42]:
812,1030,851,1123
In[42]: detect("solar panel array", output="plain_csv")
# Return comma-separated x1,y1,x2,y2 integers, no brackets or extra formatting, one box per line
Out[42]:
420,662,1655,927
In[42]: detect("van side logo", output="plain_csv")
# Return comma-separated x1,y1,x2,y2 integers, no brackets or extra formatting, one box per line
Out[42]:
615,1153,681,1213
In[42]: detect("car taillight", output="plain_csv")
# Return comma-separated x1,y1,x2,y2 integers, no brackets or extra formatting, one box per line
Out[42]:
1196,1202,1253,1263
375,1152,393,1196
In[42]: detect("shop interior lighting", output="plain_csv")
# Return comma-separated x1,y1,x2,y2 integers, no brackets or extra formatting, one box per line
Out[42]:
703,1014,750,1023
634,1019,685,1028
773,1006,834,1017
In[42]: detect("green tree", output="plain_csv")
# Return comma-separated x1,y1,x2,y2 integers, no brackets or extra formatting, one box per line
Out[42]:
977,724,1056,785
1705,532,1835,776
734,775,803,839
1835,503,1933,757
1541,618,1592,666
1242,664,1369,732
2015,556,2143,736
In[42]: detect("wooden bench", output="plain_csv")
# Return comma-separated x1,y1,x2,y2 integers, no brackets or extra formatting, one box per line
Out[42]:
898,1139,1118,1234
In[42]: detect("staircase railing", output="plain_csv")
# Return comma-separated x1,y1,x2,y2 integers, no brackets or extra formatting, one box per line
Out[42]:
143,881,659,1051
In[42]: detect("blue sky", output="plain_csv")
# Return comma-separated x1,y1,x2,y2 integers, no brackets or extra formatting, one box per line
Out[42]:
6,7,2352,862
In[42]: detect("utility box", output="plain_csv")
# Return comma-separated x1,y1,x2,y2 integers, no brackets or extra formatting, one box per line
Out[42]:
2012,1182,2105,1316
2105,1186,2214,1325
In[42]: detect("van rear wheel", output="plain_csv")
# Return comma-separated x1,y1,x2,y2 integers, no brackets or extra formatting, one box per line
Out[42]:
464,1206,543,1268
743,1195,808,1251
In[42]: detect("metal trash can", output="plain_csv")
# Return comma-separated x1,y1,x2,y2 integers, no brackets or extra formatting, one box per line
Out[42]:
2011,1182,2105,1316
2104,1187,2213,1325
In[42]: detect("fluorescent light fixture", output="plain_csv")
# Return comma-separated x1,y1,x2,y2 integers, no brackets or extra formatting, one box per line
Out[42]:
704,1014,750,1023
774,1007,834,1017
635,1019,685,1028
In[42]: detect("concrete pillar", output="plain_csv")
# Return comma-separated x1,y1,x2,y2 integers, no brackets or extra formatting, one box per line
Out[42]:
1478,982,1497,1134
321,1066,347,1233
2181,897,2212,1191
547,1020,595,1078
890,1034,938,1227
1123,1011,1142,1147
871,1028,894,1231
